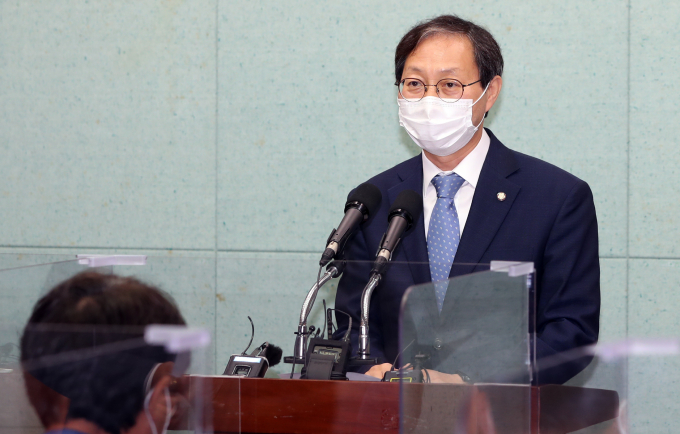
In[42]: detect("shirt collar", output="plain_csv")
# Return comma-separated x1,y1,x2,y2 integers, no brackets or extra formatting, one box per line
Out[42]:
422,129,491,198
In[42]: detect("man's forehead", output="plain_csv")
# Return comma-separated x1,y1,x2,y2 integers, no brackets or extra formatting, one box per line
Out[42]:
403,34,476,76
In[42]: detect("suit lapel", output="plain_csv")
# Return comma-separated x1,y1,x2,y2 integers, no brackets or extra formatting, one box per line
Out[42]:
452,130,521,277
388,156,431,286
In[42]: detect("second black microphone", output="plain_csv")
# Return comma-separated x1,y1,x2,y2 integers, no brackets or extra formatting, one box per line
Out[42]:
371,189,423,276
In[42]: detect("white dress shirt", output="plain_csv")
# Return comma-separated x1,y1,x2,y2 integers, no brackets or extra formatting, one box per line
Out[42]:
422,129,490,240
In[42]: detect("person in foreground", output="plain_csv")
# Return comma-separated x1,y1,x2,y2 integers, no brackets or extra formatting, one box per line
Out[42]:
20,271,187,434
334,15,600,384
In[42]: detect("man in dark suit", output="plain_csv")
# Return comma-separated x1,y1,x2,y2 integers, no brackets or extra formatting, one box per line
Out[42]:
333,15,600,384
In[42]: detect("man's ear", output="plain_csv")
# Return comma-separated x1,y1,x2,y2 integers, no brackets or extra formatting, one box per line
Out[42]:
484,75,503,113
149,375,172,409
126,375,173,434
147,375,173,432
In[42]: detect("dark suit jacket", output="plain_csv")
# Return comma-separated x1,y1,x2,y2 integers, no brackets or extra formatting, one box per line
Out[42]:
333,129,600,385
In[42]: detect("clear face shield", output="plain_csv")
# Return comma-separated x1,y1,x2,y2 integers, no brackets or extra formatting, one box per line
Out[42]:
18,324,212,434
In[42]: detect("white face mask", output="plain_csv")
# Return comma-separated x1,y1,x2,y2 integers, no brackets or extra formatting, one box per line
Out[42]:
398,84,489,157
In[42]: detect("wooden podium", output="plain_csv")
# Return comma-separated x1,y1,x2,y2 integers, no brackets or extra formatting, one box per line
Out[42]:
191,376,619,434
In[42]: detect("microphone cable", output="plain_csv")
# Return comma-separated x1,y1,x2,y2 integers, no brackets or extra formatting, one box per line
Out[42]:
322,299,328,339
242,316,255,355
390,339,415,371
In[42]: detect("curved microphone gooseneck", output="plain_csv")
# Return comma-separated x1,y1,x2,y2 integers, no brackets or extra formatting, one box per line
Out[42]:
357,190,423,361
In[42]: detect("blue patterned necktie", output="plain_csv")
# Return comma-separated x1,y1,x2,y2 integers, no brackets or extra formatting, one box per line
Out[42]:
428,172,466,312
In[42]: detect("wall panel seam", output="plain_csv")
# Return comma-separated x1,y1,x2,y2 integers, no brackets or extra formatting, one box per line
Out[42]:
626,0,631,342
214,0,220,374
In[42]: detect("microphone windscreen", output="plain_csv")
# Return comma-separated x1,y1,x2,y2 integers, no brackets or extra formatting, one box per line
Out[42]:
389,190,423,223
347,183,382,217
265,344,283,367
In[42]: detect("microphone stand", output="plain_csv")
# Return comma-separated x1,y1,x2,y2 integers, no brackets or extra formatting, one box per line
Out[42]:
286,260,346,364
357,272,381,361
355,250,391,363
351,191,419,367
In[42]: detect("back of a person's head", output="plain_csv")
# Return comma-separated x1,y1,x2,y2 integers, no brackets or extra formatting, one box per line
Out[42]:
20,271,186,434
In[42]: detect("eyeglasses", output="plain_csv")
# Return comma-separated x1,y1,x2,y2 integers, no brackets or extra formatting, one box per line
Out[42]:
396,77,482,102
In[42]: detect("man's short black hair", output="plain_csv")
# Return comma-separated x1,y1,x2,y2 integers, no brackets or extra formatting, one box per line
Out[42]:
395,15,504,87
20,271,186,434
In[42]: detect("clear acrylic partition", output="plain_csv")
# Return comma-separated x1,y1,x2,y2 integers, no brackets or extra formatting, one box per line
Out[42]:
533,338,680,434
0,253,217,433
398,261,536,434
0,254,537,433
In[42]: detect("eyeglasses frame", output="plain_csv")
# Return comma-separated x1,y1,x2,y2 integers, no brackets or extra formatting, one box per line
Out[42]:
395,77,482,102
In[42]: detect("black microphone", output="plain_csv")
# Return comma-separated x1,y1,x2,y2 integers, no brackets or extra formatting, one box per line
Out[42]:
252,342,283,367
371,189,423,276
320,183,382,266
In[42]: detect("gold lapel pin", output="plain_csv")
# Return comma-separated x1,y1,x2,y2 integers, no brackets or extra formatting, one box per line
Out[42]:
497,192,507,201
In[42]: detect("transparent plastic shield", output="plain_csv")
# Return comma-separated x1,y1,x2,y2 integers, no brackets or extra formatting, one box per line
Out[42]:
1,254,539,433
12,324,212,434
0,254,216,433
0,253,217,372
0,256,88,384
398,262,535,433
533,338,680,434
398,262,535,383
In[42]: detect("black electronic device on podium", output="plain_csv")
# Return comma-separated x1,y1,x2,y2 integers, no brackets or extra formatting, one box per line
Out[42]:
224,317,283,378
300,306,353,380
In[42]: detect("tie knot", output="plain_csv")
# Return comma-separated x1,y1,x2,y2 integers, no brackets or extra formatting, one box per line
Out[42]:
431,173,465,198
